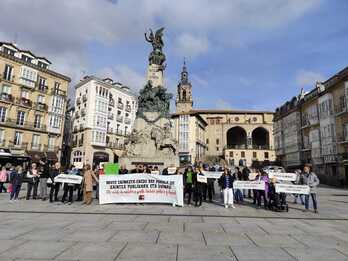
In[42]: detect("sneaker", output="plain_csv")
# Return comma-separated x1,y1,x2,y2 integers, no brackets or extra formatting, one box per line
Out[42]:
230,205,236,209
314,209,318,214
224,205,228,208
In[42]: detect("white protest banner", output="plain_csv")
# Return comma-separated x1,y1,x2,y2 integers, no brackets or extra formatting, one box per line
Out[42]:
202,171,223,179
268,172,297,182
55,174,83,184
99,173,184,206
197,175,207,183
233,181,265,190
275,184,310,195
47,174,83,184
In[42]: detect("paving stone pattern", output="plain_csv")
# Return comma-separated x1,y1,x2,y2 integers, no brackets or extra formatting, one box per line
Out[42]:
0,186,347,260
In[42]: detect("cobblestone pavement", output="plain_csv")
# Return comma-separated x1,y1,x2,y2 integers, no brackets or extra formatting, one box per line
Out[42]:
0,185,348,260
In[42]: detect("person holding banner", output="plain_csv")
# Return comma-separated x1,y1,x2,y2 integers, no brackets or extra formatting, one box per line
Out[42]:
256,170,269,209
193,167,204,207
49,162,61,203
302,164,320,213
61,165,76,205
218,168,235,209
83,164,99,205
293,169,305,205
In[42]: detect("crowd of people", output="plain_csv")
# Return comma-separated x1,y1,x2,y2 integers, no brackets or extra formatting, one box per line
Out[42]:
181,163,320,213
0,159,320,213
0,158,99,205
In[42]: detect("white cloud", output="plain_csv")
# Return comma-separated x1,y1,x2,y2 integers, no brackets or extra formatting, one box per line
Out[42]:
0,0,321,98
97,65,145,92
296,70,325,87
174,34,209,58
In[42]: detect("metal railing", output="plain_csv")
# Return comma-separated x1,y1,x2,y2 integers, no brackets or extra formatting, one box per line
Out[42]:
117,102,124,110
34,102,48,111
106,142,124,150
124,117,131,124
0,118,47,132
116,115,123,123
125,105,131,112
0,93,14,103
8,142,28,150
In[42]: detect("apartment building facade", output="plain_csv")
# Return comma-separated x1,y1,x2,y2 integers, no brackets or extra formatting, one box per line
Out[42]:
274,67,348,186
71,76,137,167
0,42,70,163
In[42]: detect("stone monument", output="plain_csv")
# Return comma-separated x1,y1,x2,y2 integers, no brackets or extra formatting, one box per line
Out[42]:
119,27,179,170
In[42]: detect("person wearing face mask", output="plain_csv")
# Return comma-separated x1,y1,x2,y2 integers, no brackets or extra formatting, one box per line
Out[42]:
302,164,320,213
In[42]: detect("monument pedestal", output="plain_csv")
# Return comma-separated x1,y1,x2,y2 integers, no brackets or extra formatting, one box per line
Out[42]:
119,112,179,171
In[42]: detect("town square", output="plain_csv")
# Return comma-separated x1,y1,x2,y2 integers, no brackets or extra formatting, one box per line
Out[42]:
0,1,348,260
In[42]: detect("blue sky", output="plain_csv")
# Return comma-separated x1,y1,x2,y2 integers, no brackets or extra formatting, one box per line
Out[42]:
1,0,347,111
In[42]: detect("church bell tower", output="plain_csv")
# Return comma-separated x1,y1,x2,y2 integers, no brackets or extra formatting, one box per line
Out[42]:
176,60,193,113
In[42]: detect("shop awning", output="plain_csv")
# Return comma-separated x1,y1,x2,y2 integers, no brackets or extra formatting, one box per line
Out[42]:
26,151,45,163
46,151,58,162
0,148,12,158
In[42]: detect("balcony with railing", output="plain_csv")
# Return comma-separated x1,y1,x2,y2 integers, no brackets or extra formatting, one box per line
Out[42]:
124,117,131,124
17,97,32,108
43,145,59,152
51,88,67,97
117,102,124,110
34,102,48,111
335,96,347,116
79,124,84,131
78,139,83,146
0,118,47,132
82,94,87,102
76,97,81,105
116,115,123,123
108,112,114,120
337,129,348,143
106,141,124,150
8,142,28,150
125,105,131,112
31,143,43,151
0,73,15,82
36,83,48,93
81,108,86,117
0,93,14,103
73,126,78,132
109,98,115,107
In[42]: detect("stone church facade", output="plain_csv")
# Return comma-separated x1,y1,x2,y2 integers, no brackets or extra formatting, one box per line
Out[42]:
173,62,276,167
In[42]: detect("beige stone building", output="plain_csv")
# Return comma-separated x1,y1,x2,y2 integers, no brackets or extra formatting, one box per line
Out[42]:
274,66,348,186
0,42,70,164
173,62,275,167
198,110,276,167
71,76,137,168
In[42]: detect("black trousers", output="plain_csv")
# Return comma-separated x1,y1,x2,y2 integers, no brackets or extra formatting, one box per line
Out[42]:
184,184,193,204
62,184,74,203
49,183,60,202
0,182,6,193
257,190,268,208
194,186,202,206
202,183,208,201
76,185,83,201
26,181,39,199
206,183,214,202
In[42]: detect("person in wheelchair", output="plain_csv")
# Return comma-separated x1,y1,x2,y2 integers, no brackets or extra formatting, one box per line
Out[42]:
268,177,288,212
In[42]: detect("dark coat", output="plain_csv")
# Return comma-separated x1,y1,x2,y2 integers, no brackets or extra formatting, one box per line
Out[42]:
218,174,235,189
